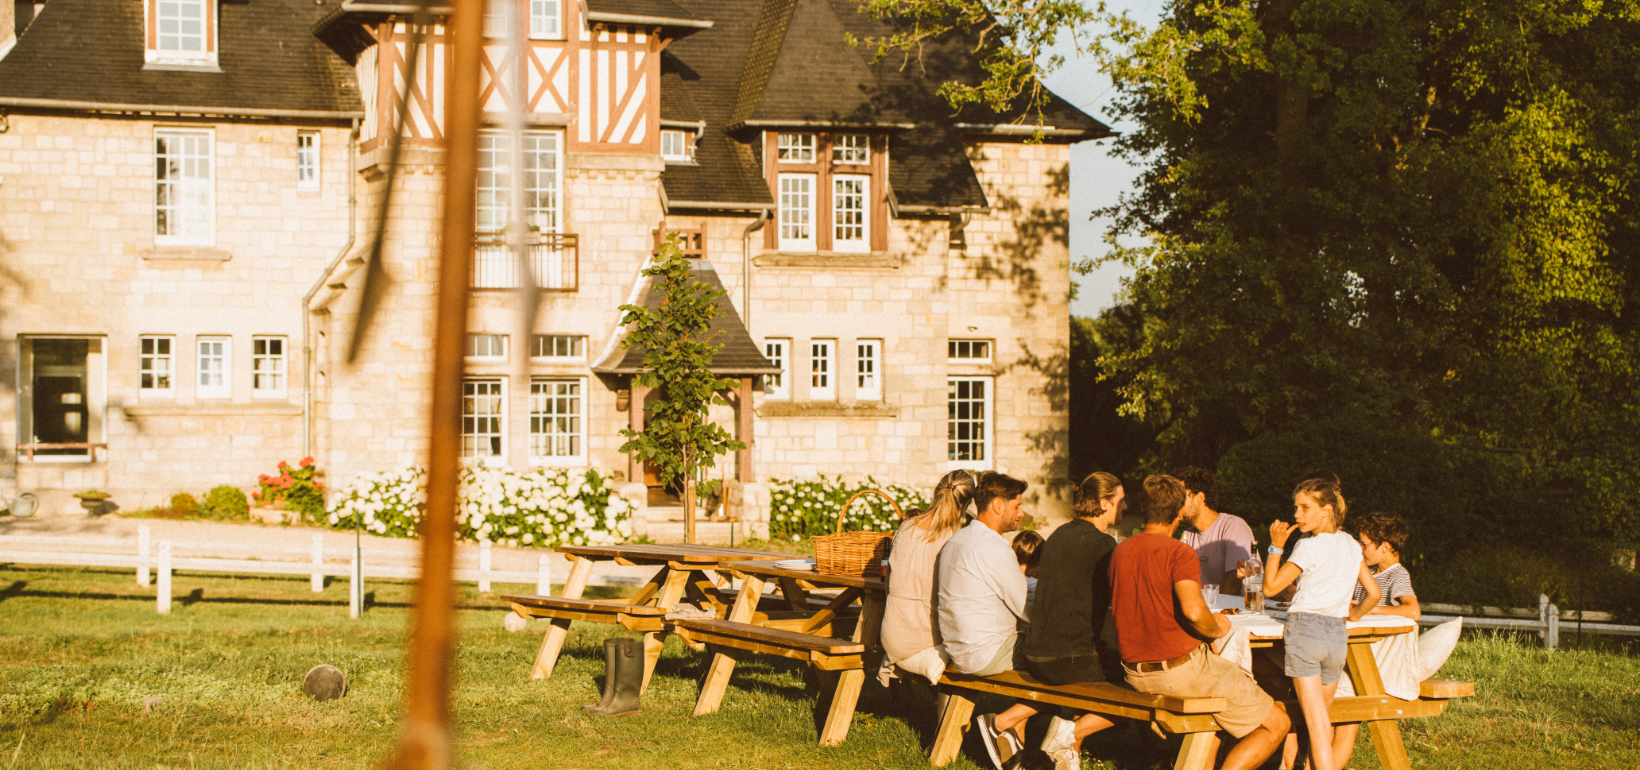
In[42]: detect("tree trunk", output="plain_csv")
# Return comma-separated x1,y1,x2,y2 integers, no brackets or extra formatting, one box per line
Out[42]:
684,477,697,544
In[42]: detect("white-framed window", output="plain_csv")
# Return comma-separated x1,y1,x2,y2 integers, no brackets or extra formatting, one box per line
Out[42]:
154,129,214,245
139,336,175,397
155,0,207,55
855,339,881,401
462,378,507,465
18,337,107,463
777,132,816,162
477,131,561,234
764,339,789,399
252,336,287,398
832,133,870,164
482,0,515,38
531,334,585,360
529,378,584,464
833,175,870,252
948,376,993,470
660,130,692,161
297,131,320,190
778,173,815,250
948,339,993,363
465,333,509,361
809,339,834,400
530,0,561,38
196,336,230,400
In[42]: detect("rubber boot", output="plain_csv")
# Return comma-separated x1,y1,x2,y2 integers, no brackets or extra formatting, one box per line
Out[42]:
582,637,622,713
585,637,641,716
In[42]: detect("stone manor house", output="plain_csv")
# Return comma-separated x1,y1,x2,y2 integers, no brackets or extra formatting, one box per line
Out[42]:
0,0,1106,529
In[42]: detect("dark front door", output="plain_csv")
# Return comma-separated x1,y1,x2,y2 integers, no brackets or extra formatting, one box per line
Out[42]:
32,338,90,457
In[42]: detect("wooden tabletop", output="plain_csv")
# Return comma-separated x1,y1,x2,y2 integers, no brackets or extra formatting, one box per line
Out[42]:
727,559,887,590
556,543,784,563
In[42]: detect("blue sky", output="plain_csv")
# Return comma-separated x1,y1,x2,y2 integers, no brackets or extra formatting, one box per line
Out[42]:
1035,0,1165,318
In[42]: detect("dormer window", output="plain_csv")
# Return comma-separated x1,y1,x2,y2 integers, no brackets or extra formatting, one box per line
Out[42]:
146,0,217,67
660,130,694,162
777,132,816,162
765,131,885,253
486,0,562,39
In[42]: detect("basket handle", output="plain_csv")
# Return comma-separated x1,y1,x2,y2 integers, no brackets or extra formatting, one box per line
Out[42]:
836,489,906,534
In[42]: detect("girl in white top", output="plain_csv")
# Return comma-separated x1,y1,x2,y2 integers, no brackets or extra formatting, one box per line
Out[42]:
1261,476,1380,770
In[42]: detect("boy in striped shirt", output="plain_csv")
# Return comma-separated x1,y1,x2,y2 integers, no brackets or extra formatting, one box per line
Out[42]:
1352,512,1420,620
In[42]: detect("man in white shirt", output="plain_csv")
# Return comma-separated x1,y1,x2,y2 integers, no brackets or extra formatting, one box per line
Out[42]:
935,471,1037,770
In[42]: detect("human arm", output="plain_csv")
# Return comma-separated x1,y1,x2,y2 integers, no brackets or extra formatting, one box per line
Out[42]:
1175,579,1231,640
1348,561,1381,622
1368,593,1420,620
1262,521,1303,596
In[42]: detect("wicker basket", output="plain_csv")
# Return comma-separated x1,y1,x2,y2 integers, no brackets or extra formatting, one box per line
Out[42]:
813,489,905,577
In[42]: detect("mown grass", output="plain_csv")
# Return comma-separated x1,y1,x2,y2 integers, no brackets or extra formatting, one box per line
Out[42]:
0,565,1636,769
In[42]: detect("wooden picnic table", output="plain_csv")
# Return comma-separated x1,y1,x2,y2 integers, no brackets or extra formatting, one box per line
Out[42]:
1228,606,1457,770
502,543,783,692
676,559,888,746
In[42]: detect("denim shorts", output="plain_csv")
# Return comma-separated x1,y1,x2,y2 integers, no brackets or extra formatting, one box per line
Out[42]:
1284,612,1347,684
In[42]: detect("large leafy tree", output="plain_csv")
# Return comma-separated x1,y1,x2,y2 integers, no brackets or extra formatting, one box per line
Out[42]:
863,0,1640,539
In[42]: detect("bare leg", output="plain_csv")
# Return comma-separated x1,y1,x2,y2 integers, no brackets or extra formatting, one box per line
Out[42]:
992,701,1038,734
1071,712,1116,750
1281,731,1299,770
1333,723,1359,768
1222,701,1291,770
1292,676,1339,770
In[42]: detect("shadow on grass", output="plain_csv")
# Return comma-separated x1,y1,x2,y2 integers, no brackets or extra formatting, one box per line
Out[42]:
0,579,26,603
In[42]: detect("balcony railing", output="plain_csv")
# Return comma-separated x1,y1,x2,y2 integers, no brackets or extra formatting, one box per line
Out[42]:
471,233,578,291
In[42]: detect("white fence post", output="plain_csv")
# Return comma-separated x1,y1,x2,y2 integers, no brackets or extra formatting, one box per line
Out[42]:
349,547,362,619
478,541,492,593
157,540,172,615
1547,603,1560,649
537,554,552,595
1538,595,1551,648
137,524,151,587
311,533,325,592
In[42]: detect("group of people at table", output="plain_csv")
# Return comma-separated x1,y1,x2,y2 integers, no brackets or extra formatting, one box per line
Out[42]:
880,467,1422,770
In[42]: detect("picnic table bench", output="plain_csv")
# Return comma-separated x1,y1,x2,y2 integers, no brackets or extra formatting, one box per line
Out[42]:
501,543,783,692
673,558,887,746
929,622,1475,770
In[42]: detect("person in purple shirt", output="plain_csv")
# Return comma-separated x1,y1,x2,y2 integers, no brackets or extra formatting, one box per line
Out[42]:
1175,467,1255,595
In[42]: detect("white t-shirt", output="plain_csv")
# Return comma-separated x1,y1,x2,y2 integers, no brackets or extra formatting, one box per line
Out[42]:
935,520,1030,674
1286,531,1363,618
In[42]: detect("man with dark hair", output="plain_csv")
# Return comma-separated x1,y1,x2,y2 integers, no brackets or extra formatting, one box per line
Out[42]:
1108,475,1290,770
1174,466,1255,594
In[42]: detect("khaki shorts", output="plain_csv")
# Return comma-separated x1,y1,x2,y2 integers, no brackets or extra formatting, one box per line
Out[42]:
971,632,1022,677
1124,646,1274,739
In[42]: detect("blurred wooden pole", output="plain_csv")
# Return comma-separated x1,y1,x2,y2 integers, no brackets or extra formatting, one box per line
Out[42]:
379,0,482,767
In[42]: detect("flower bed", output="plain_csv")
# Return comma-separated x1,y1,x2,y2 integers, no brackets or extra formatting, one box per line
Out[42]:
768,475,930,540
326,466,632,547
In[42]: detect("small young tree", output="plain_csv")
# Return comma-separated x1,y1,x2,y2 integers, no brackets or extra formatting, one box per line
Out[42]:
618,237,745,543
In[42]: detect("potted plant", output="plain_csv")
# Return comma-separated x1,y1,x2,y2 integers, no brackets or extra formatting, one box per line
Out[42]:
73,488,113,515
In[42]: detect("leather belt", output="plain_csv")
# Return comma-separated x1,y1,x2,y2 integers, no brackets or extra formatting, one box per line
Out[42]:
1124,645,1202,674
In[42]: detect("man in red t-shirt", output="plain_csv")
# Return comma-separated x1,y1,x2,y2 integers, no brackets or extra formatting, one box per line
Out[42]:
1109,475,1290,770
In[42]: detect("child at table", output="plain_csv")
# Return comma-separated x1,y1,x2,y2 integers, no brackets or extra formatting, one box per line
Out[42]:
1012,530,1045,629
1332,511,1421,769
1261,476,1379,770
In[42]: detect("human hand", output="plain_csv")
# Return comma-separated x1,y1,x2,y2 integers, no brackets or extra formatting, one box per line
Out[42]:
1269,521,1294,548
1214,613,1232,638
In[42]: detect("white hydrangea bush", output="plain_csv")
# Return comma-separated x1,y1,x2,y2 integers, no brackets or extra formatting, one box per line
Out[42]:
768,474,930,540
327,466,632,547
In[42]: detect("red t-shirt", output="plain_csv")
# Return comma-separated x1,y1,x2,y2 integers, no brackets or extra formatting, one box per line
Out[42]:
1109,533,1204,663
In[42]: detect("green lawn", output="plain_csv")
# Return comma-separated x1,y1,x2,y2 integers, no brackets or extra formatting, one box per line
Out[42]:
0,565,1636,769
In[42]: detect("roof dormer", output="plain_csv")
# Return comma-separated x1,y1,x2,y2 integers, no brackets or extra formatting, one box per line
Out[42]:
144,0,219,71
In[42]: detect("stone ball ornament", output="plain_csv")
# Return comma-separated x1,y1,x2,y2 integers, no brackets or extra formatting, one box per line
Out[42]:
302,664,347,701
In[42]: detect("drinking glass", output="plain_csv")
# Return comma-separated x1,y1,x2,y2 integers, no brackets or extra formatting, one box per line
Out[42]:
1201,583,1220,610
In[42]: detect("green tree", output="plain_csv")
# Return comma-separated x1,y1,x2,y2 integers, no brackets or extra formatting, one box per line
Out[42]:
618,238,746,544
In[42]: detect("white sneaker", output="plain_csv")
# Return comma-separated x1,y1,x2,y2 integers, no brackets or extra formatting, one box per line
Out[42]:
974,713,1024,770
1040,715,1080,770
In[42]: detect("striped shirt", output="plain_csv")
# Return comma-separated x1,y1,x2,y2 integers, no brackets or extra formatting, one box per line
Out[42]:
1353,563,1415,606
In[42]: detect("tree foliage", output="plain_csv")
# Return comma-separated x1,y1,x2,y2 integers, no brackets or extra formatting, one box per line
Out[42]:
618,239,745,540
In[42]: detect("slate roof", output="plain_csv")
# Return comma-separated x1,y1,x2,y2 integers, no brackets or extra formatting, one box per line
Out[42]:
592,259,780,375
660,0,1109,211
0,0,361,115
582,0,709,26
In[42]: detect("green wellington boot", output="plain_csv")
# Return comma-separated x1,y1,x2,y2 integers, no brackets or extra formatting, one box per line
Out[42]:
582,637,622,713
584,637,641,717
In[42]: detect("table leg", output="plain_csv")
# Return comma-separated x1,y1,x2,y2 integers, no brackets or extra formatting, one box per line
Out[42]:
853,590,885,648
928,689,975,767
1346,640,1413,770
641,568,694,693
530,556,594,679
778,577,812,612
818,668,866,746
1173,731,1219,770
692,575,766,717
